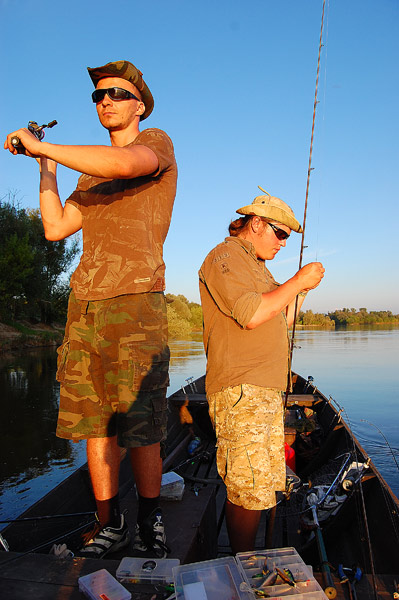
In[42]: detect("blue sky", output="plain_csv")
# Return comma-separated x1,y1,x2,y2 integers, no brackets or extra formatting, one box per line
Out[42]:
1,0,398,313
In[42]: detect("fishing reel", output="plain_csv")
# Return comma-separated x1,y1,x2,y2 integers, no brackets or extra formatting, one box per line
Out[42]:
11,120,57,154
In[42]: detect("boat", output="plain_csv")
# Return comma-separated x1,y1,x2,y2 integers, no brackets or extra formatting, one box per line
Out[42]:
1,371,398,599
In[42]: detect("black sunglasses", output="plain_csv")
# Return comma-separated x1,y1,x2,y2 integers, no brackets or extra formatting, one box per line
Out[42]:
268,222,290,241
92,87,140,103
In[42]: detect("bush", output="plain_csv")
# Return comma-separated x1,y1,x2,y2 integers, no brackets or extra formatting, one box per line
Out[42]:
166,294,203,338
167,304,192,338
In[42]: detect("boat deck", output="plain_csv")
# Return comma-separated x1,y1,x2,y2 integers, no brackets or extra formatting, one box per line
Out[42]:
1,388,398,599
1,550,396,599
1,446,396,600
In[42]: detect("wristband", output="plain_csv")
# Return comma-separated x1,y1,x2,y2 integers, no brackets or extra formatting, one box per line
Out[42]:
298,291,308,297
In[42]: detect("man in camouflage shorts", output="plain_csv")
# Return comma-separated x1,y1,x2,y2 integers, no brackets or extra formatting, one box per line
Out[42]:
5,60,177,558
199,188,324,552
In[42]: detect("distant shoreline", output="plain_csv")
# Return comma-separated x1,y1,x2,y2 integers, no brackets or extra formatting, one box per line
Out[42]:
295,321,399,328
0,321,64,355
2,319,399,356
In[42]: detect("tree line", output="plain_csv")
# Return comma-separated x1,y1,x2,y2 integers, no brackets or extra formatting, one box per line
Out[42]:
326,307,399,326
1,197,397,335
0,194,80,325
167,302,399,337
297,308,399,327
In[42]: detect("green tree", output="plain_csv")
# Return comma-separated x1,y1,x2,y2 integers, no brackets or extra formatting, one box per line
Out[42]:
328,308,399,326
170,297,192,321
24,209,80,323
189,304,203,329
165,293,203,337
0,194,80,323
167,304,192,338
0,232,35,317
297,309,334,327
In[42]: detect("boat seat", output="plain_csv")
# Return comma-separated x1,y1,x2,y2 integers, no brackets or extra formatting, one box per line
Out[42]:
286,394,320,406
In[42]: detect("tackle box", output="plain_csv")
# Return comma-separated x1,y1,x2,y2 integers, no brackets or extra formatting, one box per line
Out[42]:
78,569,131,600
173,548,328,599
116,556,180,584
172,556,253,600
236,547,328,599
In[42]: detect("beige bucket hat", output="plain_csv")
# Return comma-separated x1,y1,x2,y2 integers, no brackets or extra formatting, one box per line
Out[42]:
236,186,303,233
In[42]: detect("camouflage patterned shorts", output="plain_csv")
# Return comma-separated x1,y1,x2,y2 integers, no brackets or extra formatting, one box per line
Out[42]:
56,291,169,447
208,384,285,510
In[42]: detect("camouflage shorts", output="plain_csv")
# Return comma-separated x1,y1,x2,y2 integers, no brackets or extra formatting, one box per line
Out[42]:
56,291,169,447
208,384,285,510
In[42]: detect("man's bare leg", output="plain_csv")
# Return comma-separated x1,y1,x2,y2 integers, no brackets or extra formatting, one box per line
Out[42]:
87,436,121,499
87,436,121,526
225,499,261,553
129,442,162,497
130,442,168,555
86,438,162,509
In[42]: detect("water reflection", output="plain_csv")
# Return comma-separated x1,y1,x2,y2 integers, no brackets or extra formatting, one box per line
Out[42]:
1,328,397,523
168,332,206,393
292,327,399,497
0,349,87,522
0,335,207,522
1,350,74,481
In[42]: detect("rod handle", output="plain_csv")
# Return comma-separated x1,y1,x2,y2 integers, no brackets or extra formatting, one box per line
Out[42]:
11,136,26,154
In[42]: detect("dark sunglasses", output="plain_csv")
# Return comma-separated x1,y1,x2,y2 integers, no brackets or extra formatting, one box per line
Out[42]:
268,222,290,241
91,87,140,103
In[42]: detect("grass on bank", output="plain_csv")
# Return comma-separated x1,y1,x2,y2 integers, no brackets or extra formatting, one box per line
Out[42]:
0,319,63,352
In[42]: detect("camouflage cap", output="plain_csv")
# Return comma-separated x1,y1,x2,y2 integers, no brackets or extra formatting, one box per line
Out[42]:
87,60,154,120
236,186,303,233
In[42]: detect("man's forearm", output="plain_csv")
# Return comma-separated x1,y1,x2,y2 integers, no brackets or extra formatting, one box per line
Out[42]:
247,262,324,329
247,276,303,329
37,142,158,179
39,159,81,241
39,159,63,226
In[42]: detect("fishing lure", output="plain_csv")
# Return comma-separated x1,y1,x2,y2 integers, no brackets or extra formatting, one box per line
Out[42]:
276,567,296,587
253,589,270,598
259,569,278,588
261,558,269,575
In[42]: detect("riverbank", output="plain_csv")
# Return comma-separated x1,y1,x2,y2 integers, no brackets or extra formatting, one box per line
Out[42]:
0,321,64,354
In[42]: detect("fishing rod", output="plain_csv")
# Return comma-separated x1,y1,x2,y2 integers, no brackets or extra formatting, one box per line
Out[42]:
285,0,326,410
361,419,399,473
343,408,379,600
0,518,96,568
0,510,95,524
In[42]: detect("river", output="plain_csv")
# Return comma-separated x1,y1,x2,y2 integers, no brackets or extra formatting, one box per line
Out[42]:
0,326,398,525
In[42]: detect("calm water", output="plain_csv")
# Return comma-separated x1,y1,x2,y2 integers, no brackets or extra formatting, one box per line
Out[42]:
0,327,398,525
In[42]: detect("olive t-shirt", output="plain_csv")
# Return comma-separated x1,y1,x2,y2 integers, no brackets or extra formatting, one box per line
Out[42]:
199,237,290,395
67,128,177,300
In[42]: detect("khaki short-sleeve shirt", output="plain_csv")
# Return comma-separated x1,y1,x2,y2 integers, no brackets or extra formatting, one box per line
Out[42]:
199,237,290,394
67,128,177,300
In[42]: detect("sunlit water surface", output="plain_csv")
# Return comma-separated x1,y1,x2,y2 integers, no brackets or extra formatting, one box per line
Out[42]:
0,326,397,525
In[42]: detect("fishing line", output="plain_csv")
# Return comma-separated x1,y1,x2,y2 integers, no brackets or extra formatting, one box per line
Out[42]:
0,510,95,524
0,518,96,569
341,405,379,600
312,0,330,264
297,0,326,272
285,0,327,408
359,419,399,555
360,419,399,473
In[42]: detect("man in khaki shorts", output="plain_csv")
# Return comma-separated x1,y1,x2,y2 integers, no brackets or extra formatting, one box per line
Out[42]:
5,60,177,558
199,187,325,552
